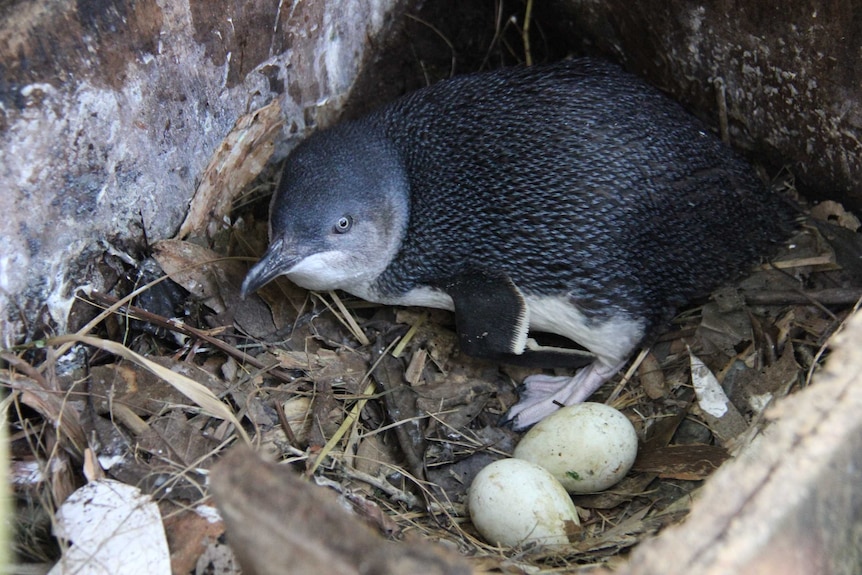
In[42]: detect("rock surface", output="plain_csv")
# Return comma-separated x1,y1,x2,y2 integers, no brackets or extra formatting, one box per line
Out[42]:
540,0,862,208
0,0,407,344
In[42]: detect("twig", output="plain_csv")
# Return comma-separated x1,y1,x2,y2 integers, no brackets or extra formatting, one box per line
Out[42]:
391,314,425,358
522,0,534,66
273,398,298,447
83,291,297,384
306,337,401,476
405,13,457,78
327,291,371,346
805,294,862,387
607,347,649,404
336,466,422,509
743,288,862,306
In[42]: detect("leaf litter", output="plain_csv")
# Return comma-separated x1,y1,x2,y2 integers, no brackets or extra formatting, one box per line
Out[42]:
5,141,862,574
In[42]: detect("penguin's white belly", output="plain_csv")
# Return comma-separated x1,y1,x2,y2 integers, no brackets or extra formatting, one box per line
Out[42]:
357,284,643,366
357,285,456,310
523,295,645,365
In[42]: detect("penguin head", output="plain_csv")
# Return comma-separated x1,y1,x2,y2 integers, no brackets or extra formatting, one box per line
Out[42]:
241,123,409,298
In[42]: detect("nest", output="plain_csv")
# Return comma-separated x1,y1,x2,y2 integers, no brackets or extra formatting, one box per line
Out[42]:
5,158,862,573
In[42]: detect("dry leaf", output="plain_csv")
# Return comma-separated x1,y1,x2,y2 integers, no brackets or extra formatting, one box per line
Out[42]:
689,351,747,445
137,410,221,467
1,371,87,456
88,363,190,417
152,240,243,315
163,506,228,575
178,100,284,239
49,479,171,575
809,200,861,230
50,335,249,444
632,444,730,480
638,352,668,399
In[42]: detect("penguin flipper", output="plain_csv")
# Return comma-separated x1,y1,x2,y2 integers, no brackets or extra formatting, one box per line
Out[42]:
444,271,595,368
444,270,530,360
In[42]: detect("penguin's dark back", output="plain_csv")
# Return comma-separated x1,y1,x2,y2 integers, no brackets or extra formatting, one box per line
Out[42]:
361,59,792,326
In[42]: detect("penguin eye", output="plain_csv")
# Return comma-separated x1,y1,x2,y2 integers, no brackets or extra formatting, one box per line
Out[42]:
334,216,353,234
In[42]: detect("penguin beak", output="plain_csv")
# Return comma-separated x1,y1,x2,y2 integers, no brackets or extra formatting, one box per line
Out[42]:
240,239,301,298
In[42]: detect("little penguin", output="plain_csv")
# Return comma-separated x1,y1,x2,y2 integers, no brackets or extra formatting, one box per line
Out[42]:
241,58,792,431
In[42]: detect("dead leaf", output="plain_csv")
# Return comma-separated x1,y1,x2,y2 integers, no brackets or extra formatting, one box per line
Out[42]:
689,351,748,445
638,352,668,399
50,335,250,444
697,301,753,359
1,370,87,456
163,506,228,575
731,344,800,414
415,378,494,432
178,100,284,239
809,200,861,231
49,479,171,575
810,220,862,282
137,410,221,469
88,363,189,417
151,240,242,315
353,433,399,478
632,444,730,480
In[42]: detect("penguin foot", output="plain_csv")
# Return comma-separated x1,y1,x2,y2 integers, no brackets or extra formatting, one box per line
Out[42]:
501,361,624,431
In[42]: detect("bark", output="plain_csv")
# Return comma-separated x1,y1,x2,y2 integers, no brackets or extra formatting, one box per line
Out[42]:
210,446,473,575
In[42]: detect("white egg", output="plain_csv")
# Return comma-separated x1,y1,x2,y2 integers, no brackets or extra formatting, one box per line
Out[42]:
513,402,638,493
468,458,579,548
